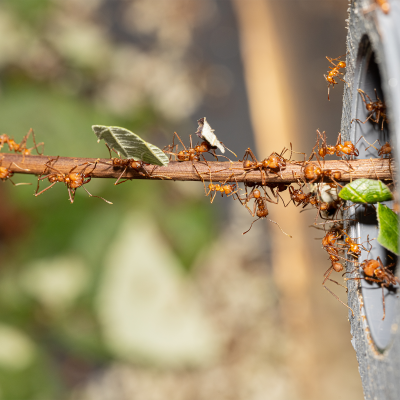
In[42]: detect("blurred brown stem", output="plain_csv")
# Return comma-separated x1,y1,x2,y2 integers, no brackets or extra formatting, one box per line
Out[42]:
2,153,393,183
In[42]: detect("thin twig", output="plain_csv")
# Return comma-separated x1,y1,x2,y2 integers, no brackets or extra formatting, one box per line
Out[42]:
0,153,394,184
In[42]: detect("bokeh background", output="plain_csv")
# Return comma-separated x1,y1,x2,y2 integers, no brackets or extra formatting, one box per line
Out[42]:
0,1,364,399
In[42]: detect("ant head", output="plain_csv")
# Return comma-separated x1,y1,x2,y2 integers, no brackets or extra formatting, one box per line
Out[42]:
362,259,380,277
337,61,346,69
366,103,374,111
332,171,341,181
243,160,253,169
199,141,211,152
177,151,188,161
130,161,142,169
319,202,329,211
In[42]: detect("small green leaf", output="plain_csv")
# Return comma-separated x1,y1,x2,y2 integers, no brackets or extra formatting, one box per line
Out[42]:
338,179,393,203
377,203,399,255
92,125,169,166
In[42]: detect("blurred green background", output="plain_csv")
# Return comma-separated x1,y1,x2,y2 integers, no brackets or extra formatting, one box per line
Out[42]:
0,1,363,400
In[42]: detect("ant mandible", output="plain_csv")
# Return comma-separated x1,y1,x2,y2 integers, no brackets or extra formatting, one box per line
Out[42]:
35,158,112,204
351,88,388,130
324,55,346,101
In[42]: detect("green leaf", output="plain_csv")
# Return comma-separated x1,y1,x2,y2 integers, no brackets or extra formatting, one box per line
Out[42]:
92,125,169,166
377,203,399,255
338,179,393,203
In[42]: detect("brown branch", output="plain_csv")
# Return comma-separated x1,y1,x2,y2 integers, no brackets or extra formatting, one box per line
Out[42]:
1,153,393,184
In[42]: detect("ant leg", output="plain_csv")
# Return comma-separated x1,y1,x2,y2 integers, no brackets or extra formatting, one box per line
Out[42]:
68,188,75,203
381,286,386,320
268,218,292,238
29,129,44,155
8,179,31,186
323,285,355,316
173,132,187,151
35,181,58,196
114,166,129,185
82,185,113,204
243,218,260,235
210,191,217,204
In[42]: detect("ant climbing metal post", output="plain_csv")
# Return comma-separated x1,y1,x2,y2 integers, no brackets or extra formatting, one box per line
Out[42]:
345,257,399,320
351,88,388,130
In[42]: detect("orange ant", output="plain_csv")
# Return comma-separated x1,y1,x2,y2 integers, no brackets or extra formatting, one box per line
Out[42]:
0,128,44,157
351,88,388,130
35,158,112,204
320,225,356,315
0,159,31,186
378,141,392,158
241,146,291,185
99,145,153,185
363,0,390,14
165,131,230,162
324,55,346,101
303,163,342,184
238,186,291,237
346,256,398,320
314,130,359,159
205,173,239,204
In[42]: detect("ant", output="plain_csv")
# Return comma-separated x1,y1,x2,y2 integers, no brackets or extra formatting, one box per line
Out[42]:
363,0,390,14
99,145,153,185
241,146,291,185
238,186,291,237
324,55,346,101
346,256,398,320
351,88,388,130
0,159,31,186
35,157,112,204
303,163,342,184
321,225,356,316
314,130,359,159
0,128,44,157
205,174,239,204
377,141,392,158
165,131,230,162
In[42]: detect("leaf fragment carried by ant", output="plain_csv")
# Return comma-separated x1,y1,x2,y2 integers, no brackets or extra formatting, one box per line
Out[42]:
338,179,393,203
377,203,399,255
195,117,225,153
92,125,169,166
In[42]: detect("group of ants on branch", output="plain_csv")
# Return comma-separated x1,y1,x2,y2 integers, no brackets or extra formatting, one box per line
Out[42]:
0,54,396,318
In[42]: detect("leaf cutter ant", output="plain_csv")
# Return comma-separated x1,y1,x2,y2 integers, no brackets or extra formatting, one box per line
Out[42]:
324,55,346,101
346,256,398,320
351,88,388,130
35,157,112,204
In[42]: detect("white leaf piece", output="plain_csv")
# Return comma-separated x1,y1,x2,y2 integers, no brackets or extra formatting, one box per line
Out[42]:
92,125,169,167
195,117,225,153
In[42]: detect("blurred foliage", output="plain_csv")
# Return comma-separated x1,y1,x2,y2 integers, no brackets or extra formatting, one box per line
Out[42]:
0,1,217,398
